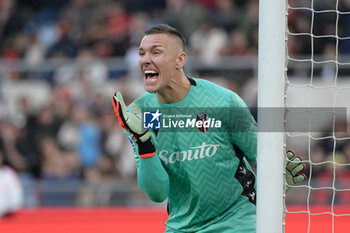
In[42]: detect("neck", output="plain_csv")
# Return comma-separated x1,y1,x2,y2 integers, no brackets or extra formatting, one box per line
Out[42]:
157,73,191,104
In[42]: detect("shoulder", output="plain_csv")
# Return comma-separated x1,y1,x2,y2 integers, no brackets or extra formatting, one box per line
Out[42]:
192,78,242,104
193,78,232,95
131,92,158,108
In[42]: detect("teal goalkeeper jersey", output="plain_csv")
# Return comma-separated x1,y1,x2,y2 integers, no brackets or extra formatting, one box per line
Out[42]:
129,78,257,232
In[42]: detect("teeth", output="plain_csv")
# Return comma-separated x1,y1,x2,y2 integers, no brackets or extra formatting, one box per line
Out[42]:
144,70,158,74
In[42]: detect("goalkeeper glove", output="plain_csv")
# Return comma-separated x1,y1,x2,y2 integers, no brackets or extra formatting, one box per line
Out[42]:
112,92,156,158
285,149,307,186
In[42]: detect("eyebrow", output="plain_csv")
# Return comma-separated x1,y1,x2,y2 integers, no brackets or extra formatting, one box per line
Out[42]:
138,45,163,51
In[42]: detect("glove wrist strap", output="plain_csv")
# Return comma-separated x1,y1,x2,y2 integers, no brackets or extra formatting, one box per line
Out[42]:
138,138,156,158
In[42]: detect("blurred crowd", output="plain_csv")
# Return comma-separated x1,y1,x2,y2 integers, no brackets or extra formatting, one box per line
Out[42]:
0,79,140,206
0,0,260,76
1,0,350,75
0,0,262,207
306,121,350,205
0,0,350,207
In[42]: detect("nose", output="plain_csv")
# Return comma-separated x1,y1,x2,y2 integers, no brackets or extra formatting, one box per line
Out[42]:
139,52,151,65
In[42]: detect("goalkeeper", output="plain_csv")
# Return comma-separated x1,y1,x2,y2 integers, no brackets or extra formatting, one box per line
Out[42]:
112,24,306,232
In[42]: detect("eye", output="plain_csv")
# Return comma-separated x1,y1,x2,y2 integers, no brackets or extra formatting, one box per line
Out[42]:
153,50,161,55
138,51,145,56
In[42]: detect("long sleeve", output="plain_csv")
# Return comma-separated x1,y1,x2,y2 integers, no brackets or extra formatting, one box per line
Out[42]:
229,93,257,167
137,155,169,202
126,133,169,203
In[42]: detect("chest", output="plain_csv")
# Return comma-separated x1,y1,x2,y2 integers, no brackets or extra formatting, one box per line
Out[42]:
152,130,234,170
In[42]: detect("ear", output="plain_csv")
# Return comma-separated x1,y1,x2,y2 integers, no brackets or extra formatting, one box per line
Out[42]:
175,51,187,69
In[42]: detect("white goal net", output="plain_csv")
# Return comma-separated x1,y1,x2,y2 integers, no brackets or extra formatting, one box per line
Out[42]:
284,0,350,233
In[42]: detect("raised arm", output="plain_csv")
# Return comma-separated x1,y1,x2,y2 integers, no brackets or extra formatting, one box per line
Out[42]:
112,92,169,202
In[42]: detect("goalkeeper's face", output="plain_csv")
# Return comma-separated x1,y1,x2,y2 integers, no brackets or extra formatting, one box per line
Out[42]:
138,33,185,93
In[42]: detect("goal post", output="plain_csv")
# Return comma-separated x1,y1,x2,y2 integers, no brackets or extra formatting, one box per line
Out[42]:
258,0,350,232
257,0,287,232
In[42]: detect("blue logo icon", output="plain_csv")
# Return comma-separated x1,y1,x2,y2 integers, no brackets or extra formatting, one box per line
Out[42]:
143,109,161,129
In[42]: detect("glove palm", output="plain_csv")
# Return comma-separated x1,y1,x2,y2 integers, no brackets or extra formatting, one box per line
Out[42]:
112,92,155,158
285,150,307,186
112,92,150,142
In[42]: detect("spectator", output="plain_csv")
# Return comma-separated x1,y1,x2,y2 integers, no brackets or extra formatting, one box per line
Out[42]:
124,0,166,13
104,1,130,40
46,20,78,58
40,137,80,180
61,0,99,41
219,28,251,56
0,0,25,42
321,43,337,83
165,0,207,40
0,112,40,178
239,0,258,52
0,148,23,217
32,104,62,142
99,109,136,179
193,0,217,10
103,1,130,57
24,34,45,69
190,19,229,65
125,12,150,76
76,48,108,88
209,0,240,32
77,154,118,206
73,105,101,168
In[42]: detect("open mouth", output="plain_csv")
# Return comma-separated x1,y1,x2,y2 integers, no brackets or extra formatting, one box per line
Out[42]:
144,70,159,81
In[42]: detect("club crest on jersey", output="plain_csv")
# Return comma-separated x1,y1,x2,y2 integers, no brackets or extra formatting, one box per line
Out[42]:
196,112,209,132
